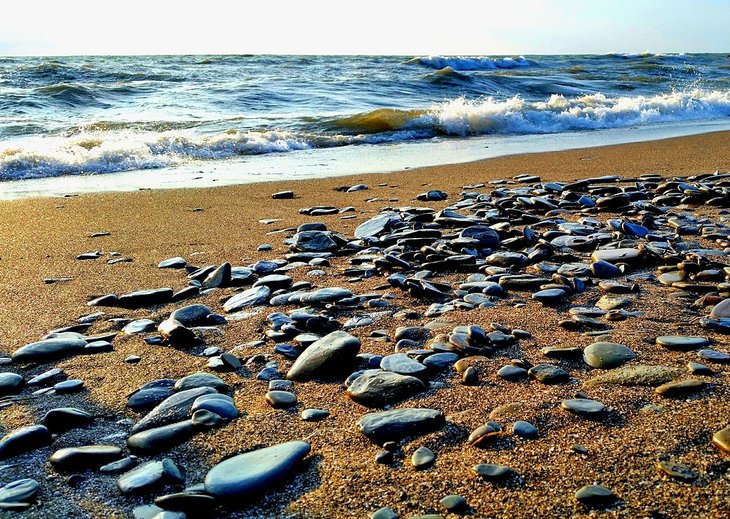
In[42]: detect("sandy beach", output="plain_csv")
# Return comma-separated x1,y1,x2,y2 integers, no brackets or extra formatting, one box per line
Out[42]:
1,131,729,518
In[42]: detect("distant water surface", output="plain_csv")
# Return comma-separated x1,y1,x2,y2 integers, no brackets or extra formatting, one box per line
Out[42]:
1,53,729,185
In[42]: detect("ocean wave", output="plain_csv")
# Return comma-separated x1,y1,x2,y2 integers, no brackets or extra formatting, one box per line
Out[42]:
411,55,535,71
2,89,729,181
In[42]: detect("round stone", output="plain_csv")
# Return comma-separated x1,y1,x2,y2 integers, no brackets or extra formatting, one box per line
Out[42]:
0,373,24,396
473,464,515,481
411,446,436,470
265,390,297,409
440,495,468,514
512,420,538,439
575,484,617,508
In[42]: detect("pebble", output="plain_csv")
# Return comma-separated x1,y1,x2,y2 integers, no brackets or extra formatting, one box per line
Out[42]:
656,335,709,350
561,398,606,419
583,341,637,369
358,408,445,443
655,378,706,397
347,371,425,408
712,425,730,454
301,408,329,421
265,390,298,408
411,446,436,470
473,464,515,481
0,425,52,459
50,445,123,471
286,331,361,381
117,459,184,494
656,461,698,482
528,364,569,384
439,495,468,514
574,484,618,508
512,420,538,439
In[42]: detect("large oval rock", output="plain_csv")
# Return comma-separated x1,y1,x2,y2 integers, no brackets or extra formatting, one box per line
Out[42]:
347,371,425,408
12,338,87,364
286,331,360,381
583,342,637,369
170,304,215,326
117,288,173,309
128,421,195,453
0,425,52,459
357,408,445,444
204,441,311,499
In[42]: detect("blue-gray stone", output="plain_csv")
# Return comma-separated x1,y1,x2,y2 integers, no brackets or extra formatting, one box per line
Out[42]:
12,337,87,364
357,408,445,443
223,286,271,313
286,331,360,381
204,441,311,499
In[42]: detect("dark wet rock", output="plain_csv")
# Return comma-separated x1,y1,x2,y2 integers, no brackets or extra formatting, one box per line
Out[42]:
100,456,137,474
532,288,567,305
358,408,445,443
423,352,459,371
12,337,87,364
473,464,515,481
656,461,698,482
87,294,119,307
417,189,447,201
128,420,195,453
254,274,293,290
583,342,637,369
395,326,431,343
411,446,436,470
498,364,529,380
118,288,173,309
286,331,360,381
301,408,329,421
561,398,606,419
291,231,338,252
655,379,706,397
26,367,65,386
591,260,621,278
265,390,298,408
380,353,428,378
223,286,271,312
191,394,238,420
347,371,425,407
0,425,51,459
462,366,479,385
459,225,500,248
575,484,618,508
272,190,294,199
117,459,184,494
50,445,123,471
158,257,187,269
127,379,177,412
208,353,242,372
41,407,93,433
0,373,23,396
585,365,683,387
300,287,354,305
687,362,713,376
131,387,217,434
528,364,569,384
204,441,311,499
202,262,232,289
154,491,217,514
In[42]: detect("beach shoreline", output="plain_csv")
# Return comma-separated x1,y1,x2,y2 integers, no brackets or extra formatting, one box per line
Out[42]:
0,132,729,518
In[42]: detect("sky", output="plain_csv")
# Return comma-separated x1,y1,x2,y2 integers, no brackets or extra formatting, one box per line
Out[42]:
1,0,729,56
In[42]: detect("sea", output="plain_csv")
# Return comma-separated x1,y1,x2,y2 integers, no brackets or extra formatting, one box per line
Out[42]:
1,53,730,198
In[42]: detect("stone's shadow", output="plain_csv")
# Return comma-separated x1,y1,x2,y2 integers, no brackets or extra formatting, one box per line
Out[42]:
214,453,323,517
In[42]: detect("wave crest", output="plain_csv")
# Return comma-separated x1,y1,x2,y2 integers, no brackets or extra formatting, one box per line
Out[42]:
412,55,534,71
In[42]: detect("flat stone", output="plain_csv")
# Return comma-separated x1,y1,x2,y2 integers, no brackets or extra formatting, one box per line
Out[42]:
191,394,238,419
158,257,186,269
687,362,713,376
355,213,401,239
591,248,641,264
561,398,606,419
710,298,730,318
411,446,435,470
127,379,177,412
528,364,569,384
347,371,425,408
371,507,399,519
204,441,311,499
170,304,215,326
12,337,87,364
0,478,39,506
131,387,217,434
583,342,637,369
440,495,468,514
128,420,195,453
50,445,123,471
656,461,698,482
697,349,730,363
53,379,84,394
585,364,684,387
575,484,617,508
532,288,567,305
300,287,354,305
202,262,232,289
655,379,706,397
154,491,217,514
223,286,271,312
123,319,157,335
380,353,428,378
712,425,730,454
0,425,51,459
286,331,360,381
357,408,445,444
497,365,528,380
656,336,710,351
473,464,515,481
117,459,184,494
596,295,632,311
174,372,227,392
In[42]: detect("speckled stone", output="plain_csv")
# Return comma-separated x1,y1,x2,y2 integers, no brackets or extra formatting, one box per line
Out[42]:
583,342,637,369
655,379,706,397
411,446,436,470
656,461,698,482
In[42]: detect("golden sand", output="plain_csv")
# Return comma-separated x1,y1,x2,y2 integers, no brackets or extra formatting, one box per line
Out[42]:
0,131,729,518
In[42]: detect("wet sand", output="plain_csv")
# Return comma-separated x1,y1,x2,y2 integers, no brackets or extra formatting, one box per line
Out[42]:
0,131,729,518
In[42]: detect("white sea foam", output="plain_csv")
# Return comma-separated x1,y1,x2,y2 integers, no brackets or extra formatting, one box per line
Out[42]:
415,55,533,70
2,89,729,181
